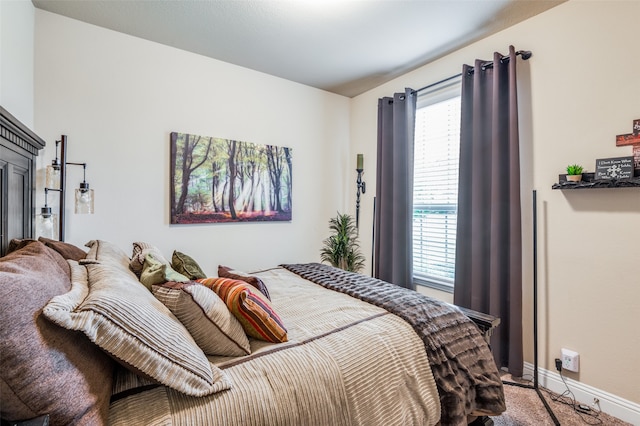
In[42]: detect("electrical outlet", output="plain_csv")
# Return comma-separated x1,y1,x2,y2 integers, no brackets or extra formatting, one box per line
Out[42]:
561,348,579,372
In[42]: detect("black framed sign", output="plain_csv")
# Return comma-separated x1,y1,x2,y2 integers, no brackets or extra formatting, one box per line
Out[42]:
595,156,634,180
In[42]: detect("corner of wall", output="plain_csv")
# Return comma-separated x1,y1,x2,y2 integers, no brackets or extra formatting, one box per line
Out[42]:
0,0,35,128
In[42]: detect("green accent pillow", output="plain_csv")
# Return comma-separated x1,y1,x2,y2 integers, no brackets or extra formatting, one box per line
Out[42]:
130,241,169,277
140,253,189,289
172,250,206,280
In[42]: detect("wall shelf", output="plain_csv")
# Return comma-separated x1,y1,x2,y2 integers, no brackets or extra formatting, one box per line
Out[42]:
552,177,640,190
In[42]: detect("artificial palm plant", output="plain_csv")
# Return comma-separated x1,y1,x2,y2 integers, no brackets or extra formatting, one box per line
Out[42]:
320,212,365,273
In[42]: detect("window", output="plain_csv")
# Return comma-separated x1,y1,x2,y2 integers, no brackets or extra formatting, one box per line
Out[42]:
413,78,461,292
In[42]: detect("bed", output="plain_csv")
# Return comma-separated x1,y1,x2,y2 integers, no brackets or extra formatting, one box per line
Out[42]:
0,108,505,426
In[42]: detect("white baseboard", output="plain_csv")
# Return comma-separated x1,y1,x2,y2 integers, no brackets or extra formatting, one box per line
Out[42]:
522,362,640,425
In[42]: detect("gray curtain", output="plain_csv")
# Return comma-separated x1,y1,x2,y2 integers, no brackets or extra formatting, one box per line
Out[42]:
454,46,524,376
374,88,417,290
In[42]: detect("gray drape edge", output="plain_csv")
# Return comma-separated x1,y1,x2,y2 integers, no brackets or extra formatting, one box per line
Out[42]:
374,88,416,290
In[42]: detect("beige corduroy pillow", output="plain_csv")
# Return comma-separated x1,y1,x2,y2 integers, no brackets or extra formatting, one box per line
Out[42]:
44,260,232,397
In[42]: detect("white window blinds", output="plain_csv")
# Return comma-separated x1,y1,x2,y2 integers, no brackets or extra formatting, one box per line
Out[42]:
413,79,461,291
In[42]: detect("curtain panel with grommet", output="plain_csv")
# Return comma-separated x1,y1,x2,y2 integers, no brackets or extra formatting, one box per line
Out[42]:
454,45,524,376
374,88,417,290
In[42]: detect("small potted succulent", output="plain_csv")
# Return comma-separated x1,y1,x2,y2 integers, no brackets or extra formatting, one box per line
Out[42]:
566,164,584,182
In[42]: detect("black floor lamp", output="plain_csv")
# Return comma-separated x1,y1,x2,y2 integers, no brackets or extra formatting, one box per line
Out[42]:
503,189,559,425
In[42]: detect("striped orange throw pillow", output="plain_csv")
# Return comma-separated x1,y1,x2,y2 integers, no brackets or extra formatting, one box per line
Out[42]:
197,277,288,343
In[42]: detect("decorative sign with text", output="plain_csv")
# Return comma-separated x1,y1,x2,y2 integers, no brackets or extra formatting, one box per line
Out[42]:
595,156,634,180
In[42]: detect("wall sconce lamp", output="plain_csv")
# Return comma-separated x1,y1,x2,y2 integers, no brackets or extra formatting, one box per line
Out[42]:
356,153,366,229
37,135,94,241
37,189,59,241
74,164,94,215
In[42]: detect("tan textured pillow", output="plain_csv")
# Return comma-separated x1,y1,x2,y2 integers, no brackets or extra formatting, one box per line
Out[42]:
130,241,169,276
152,281,251,356
44,261,231,397
0,242,113,425
85,239,131,270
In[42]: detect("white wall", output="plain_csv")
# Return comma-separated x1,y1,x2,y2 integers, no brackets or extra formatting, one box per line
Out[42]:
350,0,640,408
34,10,350,274
1,0,35,127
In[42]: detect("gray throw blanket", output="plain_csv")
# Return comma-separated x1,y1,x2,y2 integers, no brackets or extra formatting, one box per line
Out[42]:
281,263,506,426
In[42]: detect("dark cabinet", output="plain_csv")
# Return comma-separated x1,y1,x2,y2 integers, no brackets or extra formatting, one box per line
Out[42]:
0,107,45,256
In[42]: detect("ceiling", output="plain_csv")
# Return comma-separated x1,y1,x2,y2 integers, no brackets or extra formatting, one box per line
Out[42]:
32,0,565,98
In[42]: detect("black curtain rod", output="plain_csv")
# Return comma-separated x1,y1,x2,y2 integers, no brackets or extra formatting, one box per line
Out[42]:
413,50,532,95
413,73,462,95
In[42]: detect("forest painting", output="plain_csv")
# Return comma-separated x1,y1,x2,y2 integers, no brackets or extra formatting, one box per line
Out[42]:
170,132,292,224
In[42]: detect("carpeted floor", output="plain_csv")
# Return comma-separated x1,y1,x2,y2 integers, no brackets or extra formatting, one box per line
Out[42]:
490,375,632,426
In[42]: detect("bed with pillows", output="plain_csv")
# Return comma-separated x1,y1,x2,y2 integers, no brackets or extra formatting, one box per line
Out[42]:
0,238,505,426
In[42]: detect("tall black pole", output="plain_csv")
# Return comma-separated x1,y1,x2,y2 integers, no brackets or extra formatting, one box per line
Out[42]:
59,135,67,242
502,189,559,425
371,196,376,277
533,189,538,389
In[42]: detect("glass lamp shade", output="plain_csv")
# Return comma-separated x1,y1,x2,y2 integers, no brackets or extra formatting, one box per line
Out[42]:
36,207,59,240
46,163,61,189
75,183,94,214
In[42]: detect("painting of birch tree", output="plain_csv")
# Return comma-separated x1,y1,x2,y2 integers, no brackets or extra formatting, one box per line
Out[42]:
170,132,292,224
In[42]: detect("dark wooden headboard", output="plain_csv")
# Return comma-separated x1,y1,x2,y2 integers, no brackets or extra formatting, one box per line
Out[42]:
0,106,46,256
